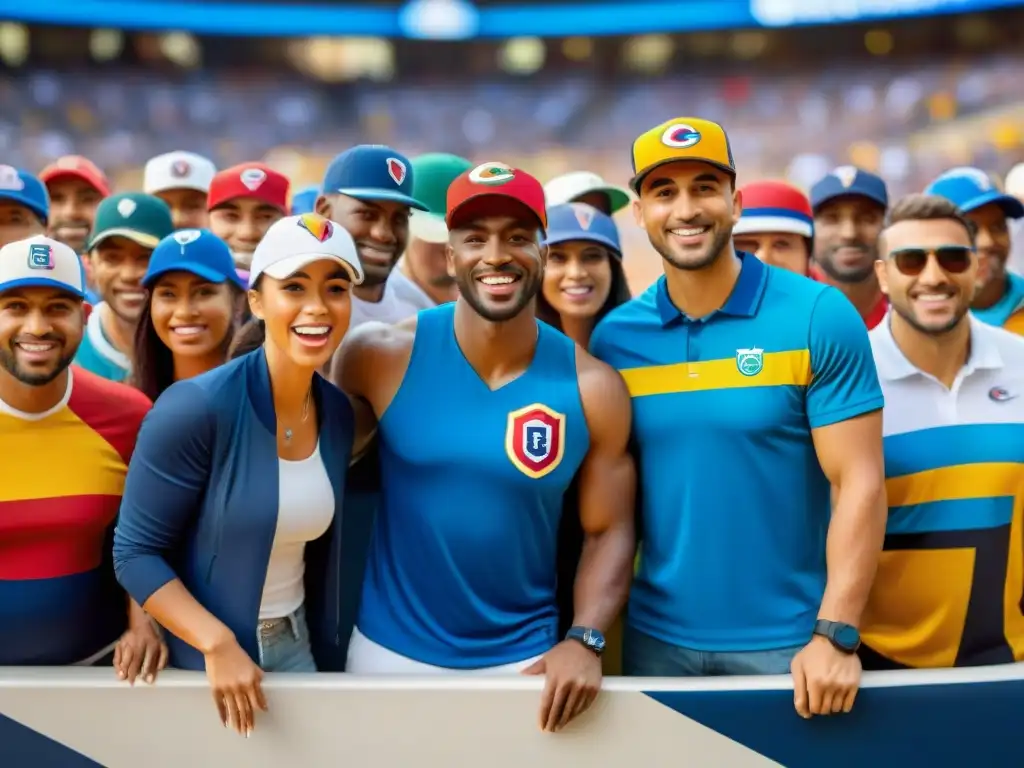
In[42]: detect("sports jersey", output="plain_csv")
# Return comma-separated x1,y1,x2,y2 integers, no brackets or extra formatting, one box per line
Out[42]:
971,272,1024,337
356,303,590,668
0,367,150,664
860,316,1024,668
809,264,888,329
590,252,883,651
74,303,131,382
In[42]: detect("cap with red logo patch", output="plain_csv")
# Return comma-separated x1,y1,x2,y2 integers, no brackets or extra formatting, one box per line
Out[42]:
39,156,110,198
321,145,427,211
207,163,290,213
248,213,363,288
144,151,217,196
446,162,547,232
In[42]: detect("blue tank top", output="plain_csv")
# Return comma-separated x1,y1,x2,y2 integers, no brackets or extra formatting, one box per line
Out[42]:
357,303,590,668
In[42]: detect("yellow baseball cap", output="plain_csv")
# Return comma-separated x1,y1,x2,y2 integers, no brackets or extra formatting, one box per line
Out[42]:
630,117,736,192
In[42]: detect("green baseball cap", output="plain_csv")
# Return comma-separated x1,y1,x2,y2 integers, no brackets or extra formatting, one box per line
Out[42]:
408,153,473,243
87,192,175,251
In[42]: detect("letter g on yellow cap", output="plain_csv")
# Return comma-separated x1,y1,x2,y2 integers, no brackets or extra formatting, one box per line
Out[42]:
629,117,736,193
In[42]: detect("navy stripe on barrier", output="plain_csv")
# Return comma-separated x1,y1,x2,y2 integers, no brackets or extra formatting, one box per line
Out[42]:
0,713,101,768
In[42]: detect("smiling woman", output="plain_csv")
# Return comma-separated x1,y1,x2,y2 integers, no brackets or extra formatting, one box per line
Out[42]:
131,229,245,402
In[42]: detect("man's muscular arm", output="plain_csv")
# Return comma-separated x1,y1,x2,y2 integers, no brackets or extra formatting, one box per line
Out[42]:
330,318,417,421
571,349,637,633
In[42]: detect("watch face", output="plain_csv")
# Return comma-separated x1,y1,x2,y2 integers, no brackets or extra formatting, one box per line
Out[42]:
835,625,860,649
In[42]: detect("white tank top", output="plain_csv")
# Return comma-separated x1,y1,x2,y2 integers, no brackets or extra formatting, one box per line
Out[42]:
259,442,335,620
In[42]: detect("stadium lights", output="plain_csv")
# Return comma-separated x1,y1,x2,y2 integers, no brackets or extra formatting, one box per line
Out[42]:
500,37,545,75
0,23,29,67
399,0,479,40
89,29,124,62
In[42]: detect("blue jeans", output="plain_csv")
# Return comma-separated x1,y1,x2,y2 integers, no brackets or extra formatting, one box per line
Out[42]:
256,606,317,672
623,624,802,676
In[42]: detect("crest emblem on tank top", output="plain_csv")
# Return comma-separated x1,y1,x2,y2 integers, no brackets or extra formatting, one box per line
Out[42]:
505,403,566,479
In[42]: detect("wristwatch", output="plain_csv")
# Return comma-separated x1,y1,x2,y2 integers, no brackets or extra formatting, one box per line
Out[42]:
813,619,861,654
565,626,606,656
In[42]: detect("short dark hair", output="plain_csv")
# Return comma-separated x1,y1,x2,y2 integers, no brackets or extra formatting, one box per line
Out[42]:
882,193,977,245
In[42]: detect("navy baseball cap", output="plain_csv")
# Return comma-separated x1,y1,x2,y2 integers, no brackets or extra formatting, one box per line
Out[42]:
543,203,622,257
290,185,319,215
810,166,888,212
0,165,49,224
925,167,1024,219
322,145,428,211
143,229,246,290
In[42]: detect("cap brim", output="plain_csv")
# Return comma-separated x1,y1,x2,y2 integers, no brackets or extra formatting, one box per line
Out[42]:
734,217,813,238
41,169,110,197
257,252,364,287
88,228,160,251
148,182,210,195
570,185,635,213
0,192,47,224
960,190,1024,219
811,190,888,213
333,187,430,212
629,157,736,193
542,230,622,257
408,210,450,243
143,261,245,290
0,277,85,299
447,193,546,233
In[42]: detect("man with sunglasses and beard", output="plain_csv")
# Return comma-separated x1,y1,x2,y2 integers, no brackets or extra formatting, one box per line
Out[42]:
592,118,886,719
861,193,1024,670
0,235,164,680
333,163,635,733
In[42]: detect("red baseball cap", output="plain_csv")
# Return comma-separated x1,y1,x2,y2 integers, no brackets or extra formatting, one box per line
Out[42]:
446,162,547,232
39,156,110,197
207,163,289,213
735,180,814,238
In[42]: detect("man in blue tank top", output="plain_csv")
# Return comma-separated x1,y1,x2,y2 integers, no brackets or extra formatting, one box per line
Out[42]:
335,163,636,732
591,118,887,719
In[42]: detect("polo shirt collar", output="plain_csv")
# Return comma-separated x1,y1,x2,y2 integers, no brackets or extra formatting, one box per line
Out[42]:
655,250,768,327
875,313,1003,381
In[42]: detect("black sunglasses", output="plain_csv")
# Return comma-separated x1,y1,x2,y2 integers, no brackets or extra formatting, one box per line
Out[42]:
888,245,974,276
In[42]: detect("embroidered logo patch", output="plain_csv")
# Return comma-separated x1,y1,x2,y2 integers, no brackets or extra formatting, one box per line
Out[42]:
506,403,566,479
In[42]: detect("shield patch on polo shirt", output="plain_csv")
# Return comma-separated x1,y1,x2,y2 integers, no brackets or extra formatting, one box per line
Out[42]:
506,403,565,479
736,348,764,377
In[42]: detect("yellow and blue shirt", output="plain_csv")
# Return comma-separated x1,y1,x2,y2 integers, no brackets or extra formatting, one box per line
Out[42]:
590,252,883,652
861,315,1024,668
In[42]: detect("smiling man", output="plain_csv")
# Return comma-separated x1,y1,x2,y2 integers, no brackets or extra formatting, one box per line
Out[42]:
862,193,1024,670
39,156,110,256
333,163,635,733
590,117,886,719
316,145,428,330
810,167,890,328
0,235,164,680
75,193,174,381
207,162,289,273
143,150,217,231
733,179,814,275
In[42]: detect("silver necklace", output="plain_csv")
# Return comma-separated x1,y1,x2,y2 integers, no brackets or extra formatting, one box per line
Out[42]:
283,389,311,442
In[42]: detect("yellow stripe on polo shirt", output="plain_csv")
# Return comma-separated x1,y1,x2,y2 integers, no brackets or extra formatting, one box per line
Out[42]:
619,349,811,398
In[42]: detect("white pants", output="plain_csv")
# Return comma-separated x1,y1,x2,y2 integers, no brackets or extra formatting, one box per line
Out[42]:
347,628,544,675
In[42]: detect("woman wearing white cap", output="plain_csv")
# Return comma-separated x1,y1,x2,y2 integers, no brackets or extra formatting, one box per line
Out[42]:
114,213,373,737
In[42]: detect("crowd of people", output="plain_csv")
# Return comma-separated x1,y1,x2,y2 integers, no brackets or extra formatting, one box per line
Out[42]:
1,110,1024,741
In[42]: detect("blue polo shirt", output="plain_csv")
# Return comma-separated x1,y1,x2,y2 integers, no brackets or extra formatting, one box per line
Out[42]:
590,252,883,652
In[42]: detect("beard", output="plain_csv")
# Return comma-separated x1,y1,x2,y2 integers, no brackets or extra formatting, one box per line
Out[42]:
815,244,877,284
456,267,541,323
0,339,77,387
655,222,733,272
890,298,968,337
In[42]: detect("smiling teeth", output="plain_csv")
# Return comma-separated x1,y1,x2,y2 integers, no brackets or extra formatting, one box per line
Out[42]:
564,286,592,295
294,326,330,335
19,343,53,352
121,292,146,300
480,275,516,285
172,326,205,336
916,293,952,301
671,227,708,236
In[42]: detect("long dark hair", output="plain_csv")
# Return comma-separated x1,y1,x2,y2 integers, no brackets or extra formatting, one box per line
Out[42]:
228,274,264,360
536,246,632,337
131,282,243,402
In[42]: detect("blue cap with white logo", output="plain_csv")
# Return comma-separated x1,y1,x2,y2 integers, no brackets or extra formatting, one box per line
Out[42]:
290,185,320,215
143,229,246,290
321,145,428,211
925,166,1024,219
0,236,86,298
0,165,50,224
543,203,622,257
810,166,888,212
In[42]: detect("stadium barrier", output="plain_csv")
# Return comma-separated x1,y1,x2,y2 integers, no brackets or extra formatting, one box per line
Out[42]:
1,663,1020,767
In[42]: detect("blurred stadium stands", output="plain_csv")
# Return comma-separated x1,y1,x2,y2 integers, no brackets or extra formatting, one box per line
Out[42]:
1,7,1022,285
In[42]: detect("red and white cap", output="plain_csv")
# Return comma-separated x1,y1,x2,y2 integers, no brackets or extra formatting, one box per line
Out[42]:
735,180,814,238
208,163,289,213
39,156,110,197
144,151,217,195
446,162,547,231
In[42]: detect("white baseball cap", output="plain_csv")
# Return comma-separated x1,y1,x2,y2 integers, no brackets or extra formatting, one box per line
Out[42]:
0,235,86,298
1005,163,1024,200
248,214,364,288
143,151,217,195
544,171,635,213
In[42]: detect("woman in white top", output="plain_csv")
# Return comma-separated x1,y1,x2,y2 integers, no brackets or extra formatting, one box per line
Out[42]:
115,214,374,736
